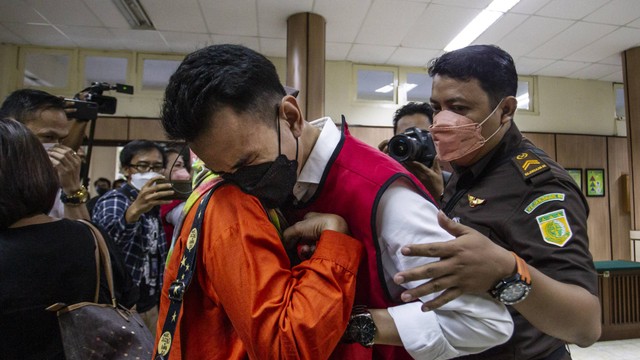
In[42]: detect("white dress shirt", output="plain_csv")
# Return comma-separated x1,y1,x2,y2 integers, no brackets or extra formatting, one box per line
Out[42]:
294,118,513,360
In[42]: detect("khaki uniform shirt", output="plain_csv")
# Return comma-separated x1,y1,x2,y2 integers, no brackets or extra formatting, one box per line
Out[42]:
443,123,598,360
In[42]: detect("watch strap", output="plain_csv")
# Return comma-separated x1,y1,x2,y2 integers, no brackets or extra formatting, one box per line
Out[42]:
512,252,531,285
60,185,89,204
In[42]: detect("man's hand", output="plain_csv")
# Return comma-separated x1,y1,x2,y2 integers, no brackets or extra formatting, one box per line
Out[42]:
402,158,444,201
282,212,350,259
378,138,390,153
125,176,174,223
47,144,82,194
394,211,515,311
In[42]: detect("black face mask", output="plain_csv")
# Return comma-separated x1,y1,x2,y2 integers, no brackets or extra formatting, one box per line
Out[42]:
96,186,109,196
222,106,299,209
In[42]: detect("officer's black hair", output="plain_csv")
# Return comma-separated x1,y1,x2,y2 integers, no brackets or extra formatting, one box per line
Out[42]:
428,45,517,109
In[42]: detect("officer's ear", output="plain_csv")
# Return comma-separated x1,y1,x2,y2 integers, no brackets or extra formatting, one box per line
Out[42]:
280,95,304,138
500,96,517,124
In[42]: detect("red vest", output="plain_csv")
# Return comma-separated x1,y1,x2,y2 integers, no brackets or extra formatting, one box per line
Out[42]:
288,122,435,359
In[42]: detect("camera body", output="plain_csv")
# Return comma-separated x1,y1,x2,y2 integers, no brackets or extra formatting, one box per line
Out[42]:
74,82,134,118
388,127,436,168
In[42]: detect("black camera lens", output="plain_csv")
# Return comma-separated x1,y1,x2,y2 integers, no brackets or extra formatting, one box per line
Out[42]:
387,127,436,167
388,135,416,162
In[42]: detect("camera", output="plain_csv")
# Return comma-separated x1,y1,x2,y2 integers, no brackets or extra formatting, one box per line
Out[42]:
83,82,133,114
155,179,193,201
388,127,436,168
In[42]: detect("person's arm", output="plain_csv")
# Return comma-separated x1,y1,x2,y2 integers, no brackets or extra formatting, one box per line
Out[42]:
205,187,364,359
373,181,513,359
395,196,601,347
402,159,444,203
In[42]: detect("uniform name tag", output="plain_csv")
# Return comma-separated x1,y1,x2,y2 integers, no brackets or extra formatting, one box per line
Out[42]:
525,193,565,214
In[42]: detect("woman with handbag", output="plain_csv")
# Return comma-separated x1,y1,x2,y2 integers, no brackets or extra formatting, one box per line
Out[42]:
0,118,138,360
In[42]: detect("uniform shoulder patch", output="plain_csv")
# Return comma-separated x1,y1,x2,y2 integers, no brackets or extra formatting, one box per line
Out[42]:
536,209,573,247
524,193,565,214
512,150,550,180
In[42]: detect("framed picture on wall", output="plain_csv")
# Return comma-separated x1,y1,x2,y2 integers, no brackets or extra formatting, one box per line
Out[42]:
586,169,605,197
566,168,582,191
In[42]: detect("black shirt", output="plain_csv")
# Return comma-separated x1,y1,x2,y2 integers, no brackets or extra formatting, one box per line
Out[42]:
0,219,138,360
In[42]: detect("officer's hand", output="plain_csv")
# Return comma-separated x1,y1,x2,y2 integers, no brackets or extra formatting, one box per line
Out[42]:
403,158,444,201
125,176,174,223
378,138,390,153
283,212,350,259
47,144,82,195
393,211,515,311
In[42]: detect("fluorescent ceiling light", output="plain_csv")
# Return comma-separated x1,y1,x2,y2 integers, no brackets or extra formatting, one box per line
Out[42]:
113,0,155,30
400,83,418,92
444,0,520,52
375,84,395,93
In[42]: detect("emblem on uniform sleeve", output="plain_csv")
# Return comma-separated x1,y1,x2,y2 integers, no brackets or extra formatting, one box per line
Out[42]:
513,150,550,180
524,193,565,214
536,209,573,247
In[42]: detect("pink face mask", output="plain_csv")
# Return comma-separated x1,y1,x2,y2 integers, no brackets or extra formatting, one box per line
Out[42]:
429,100,504,163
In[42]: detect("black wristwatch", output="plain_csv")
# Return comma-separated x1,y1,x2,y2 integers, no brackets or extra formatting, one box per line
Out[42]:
491,252,532,305
60,185,89,205
344,305,376,347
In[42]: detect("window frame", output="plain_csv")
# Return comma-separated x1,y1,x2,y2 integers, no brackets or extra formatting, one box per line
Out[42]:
352,64,399,105
18,46,78,94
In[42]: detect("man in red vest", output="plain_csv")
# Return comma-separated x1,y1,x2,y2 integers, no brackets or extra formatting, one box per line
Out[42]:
159,44,513,359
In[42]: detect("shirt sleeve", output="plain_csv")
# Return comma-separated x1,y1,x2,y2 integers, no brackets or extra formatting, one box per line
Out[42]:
201,186,364,360
91,192,143,280
377,179,513,359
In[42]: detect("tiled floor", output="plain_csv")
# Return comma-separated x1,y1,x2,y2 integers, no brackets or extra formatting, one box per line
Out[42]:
569,338,640,360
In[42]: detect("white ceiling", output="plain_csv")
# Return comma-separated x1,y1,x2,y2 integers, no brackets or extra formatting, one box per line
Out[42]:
2,0,640,83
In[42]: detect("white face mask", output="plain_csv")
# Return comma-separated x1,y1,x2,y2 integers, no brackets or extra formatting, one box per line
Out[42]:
42,143,56,151
130,172,163,191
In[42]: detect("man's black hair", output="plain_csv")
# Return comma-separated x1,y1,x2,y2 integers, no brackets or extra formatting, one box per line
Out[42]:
393,102,434,134
162,44,286,142
94,177,112,187
428,45,518,109
0,89,66,124
119,140,167,168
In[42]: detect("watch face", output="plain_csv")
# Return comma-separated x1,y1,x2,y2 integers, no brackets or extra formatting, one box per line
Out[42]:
500,282,530,304
349,314,376,346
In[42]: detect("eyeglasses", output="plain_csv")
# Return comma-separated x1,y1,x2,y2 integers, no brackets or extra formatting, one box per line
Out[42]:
128,162,165,173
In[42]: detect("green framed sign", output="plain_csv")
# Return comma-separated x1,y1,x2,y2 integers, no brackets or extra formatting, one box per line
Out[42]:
586,169,605,197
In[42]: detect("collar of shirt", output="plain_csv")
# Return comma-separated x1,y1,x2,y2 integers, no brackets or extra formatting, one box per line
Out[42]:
452,121,523,181
293,117,340,203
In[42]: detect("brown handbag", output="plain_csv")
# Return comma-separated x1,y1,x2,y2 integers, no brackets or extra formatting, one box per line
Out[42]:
47,220,154,360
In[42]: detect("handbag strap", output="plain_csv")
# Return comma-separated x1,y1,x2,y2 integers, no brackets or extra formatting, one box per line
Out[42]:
155,183,220,360
78,219,117,307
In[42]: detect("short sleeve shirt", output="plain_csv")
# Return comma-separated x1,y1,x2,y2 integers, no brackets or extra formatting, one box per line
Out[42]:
442,123,598,360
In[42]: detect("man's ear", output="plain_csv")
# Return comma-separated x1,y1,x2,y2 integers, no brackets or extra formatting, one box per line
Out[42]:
500,96,517,124
280,95,304,138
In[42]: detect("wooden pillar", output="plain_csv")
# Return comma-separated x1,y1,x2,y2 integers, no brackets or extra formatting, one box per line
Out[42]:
623,47,640,232
286,13,325,121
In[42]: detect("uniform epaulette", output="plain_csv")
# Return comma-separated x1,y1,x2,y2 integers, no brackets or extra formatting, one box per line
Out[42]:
512,149,551,184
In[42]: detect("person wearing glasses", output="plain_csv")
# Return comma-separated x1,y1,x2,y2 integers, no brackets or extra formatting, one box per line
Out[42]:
92,139,174,336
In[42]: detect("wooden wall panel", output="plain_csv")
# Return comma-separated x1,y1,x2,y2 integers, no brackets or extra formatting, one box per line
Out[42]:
347,126,393,149
522,132,556,160
88,116,129,140
556,134,610,260
128,118,168,142
608,137,632,260
623,47,640,231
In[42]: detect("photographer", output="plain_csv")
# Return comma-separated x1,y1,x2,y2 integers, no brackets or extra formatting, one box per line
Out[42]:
379,102,450,202
0,89,90,220
91,140,173,337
